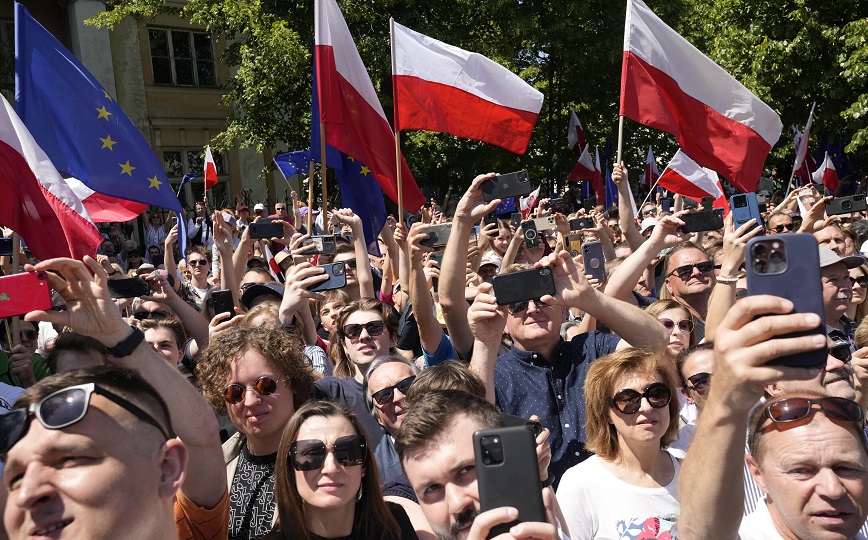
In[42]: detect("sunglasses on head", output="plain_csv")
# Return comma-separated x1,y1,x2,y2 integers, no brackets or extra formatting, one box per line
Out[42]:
133,310,169,321
507,298,548,315
659,318,694,333
610,382,672,414
0,383,171,455
290,434,367,471
224,376,279,404
188,259,209,267
686,372,711,393
764,396,863,425
771,223,795,233
669,261,715,280
371,376,416,406
342,320,385,339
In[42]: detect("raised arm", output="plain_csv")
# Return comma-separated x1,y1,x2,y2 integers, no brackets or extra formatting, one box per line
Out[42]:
406,223,446,355
612,163,645,250
333,209,375,299
163,224,182,292
467,282,508,404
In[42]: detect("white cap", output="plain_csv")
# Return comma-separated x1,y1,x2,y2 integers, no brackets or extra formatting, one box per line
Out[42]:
640,217,658,234
479,252,502,270
253,203,265,211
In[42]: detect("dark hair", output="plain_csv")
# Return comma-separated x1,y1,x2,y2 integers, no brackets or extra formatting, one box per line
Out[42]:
43,332,107,374
395,390,503,462
139,318,187,350
675,342,715,388
269,401,401,540
404,360,486,404
329,299,399,378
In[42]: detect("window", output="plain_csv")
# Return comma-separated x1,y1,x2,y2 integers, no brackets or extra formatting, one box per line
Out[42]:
0,20,13,89
162,148,228,209
148,28,216,87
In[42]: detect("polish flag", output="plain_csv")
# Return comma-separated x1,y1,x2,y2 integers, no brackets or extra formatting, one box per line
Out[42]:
658,150,728,212
568,146,596,183
812,152,839,192
568,111,587,155
591,146,605,203
620,0,782,193
792,103,815,178
0,95,101,260
643,146,660,190
204,146,218,191
315,2,424,212
64,176,147,222
391,20,543,155
519,186,541,219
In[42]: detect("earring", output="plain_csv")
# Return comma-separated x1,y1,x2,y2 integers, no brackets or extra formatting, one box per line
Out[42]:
356,486,363,502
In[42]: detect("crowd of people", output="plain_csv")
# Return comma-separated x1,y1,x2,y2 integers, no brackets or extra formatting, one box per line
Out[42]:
2,163,868,540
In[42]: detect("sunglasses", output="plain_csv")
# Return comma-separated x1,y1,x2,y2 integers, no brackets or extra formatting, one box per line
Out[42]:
643,209,657,216
342,320,385,339
850,276,868,288
686,372,711,393
133,310,169,321
507,298,547,315
668,261,715,280
290,434,367,471
0,383,171,455
764,396,863,425
224,376,279,404
19,330,38,342
610,382,672,414
659,318,694,333
343,259,358,269
188,259,209,267
829,342,853,363
371,376,416,406
771,223,795,233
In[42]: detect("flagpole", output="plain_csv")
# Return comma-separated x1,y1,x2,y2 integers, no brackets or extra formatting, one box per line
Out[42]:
616,116,625,164
307,160,315,232
320,122,328,218
390,17,405,226
10,232,20,350
638,175,663,212
785,102,816,197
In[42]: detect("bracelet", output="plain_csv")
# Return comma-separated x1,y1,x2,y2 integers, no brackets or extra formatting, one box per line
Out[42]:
715,275,739,284
541,474,554,488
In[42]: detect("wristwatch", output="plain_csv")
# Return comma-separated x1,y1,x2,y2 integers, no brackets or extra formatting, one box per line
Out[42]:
106,326,146,358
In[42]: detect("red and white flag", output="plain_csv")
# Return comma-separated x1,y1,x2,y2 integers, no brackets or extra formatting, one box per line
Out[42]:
391,20,543,155
658,150,728,212
0,95,101,260
64,176,147,223
620,0,782,193
204,145,218,191
643,145,660,190
569,146,595,183
315,2,424,212
519,186,541,219
592,146,605,203
812,152,839,192
568,111,587,156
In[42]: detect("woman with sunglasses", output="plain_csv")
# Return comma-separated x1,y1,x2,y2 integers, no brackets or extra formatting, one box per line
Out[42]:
557,348,682,539
847,264,868,324
196,325,315,539
264,401,417,540
645,299,696,358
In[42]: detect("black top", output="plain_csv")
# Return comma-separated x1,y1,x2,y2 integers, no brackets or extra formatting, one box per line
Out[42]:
265,503,417,540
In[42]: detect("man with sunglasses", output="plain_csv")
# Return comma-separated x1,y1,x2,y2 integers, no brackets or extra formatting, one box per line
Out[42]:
766,211,796,235
680,295,868,540
663,242,715,341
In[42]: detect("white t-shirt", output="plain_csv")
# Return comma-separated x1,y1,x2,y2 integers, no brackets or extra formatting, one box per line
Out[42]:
556,453,680,540
739,499,867,540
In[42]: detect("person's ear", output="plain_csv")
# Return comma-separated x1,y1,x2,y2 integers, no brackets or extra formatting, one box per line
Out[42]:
745,453,769,497
664,277,674,295
679,387,695,405
157,438,188,499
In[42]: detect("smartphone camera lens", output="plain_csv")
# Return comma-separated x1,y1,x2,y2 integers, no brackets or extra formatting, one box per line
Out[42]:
524,229,537,241
333,264,344,275
734,197,747,208
480,435,504,465
843,201,853,210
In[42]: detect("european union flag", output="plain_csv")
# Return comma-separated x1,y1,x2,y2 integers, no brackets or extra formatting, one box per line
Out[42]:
495,197,516,215
14,3,186,253
605,164,618,208
311,51,385,256
274,151,313,180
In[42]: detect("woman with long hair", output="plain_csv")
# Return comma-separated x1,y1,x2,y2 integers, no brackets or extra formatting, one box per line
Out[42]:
265,401,417,540
644,299,696,358
847,264,868,324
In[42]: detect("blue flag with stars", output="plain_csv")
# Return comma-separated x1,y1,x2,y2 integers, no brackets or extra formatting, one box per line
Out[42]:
14,3,186,253
274,151,313,180
495,197,516,215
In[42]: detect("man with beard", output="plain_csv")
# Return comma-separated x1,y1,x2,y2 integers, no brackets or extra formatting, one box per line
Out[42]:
662,242,714,341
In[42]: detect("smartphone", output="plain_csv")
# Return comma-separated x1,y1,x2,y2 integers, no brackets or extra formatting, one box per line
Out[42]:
304,235,337,255
510,213,523,229
419,223,453,248
481,170,532,202
309,262,347,292
0,238,12,257
582,241,606,282
826,194,868,216
502,414,544,438
564,234,582,257
569,217,594,231
492,267,555,305
483,212,498,227
211,289,236,319
582,199,594,212
730,193,764,235
660,198,672,213
474,425,546,538
548,197,569,214
249,219,283,239
0,271,52,319
521,220,539,249
746,234,826,367
680,210,724,233
107,277,150,299
430,252,445,265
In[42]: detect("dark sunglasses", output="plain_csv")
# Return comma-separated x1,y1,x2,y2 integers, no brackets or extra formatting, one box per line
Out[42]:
224,376,279,404
850,276,868,288
659,318,694,333
342,320,385,339
610,382,672,414
188,259,209,267
764,396,863,425
686,372,711,393
0,383,171,455
19,330,38,341
343,259,358,269
133,310,169,321
507,299,547,315
669,261,715,280
829,342,853,363
371,376,416,406
771,223,795,233
643,209,657,216
290,434,366,471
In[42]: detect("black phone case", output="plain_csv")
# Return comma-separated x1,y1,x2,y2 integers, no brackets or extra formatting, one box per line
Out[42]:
419,223,453,248
484,213,498,227
249,221,283,239
680,211,724,233
107,277,150,299
521,220,539,248
510,213,523,229
309,262,347,292
481,170,532,202
569,218,593,231
826,194,868,216
491,267,555,305
548,198,569,214
474,425,546,538
746,234,827,368
582,241,606,282
211,289,235,319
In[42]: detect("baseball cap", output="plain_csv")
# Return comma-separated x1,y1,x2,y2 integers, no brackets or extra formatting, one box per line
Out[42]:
238,205,249,212
640,217,658,234
818,245,864,269
136,263,156,275
479,252,502,270
254,203,265,212
241,282,284,309
221,212,237,228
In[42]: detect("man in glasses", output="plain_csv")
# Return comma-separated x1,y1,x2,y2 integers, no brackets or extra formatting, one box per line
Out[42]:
680,295,868,540
766,211,796,235
663,242,715,341
820,246,865,349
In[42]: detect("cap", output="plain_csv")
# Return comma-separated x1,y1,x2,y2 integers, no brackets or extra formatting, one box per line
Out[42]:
238,205,249,212
818,245,864,269
136,263,156,275
246,256,267,269
254,203,265,212
221,212,237,228
479,252,502,270
298,206,321,217
640,217,658,234
241,282,284,309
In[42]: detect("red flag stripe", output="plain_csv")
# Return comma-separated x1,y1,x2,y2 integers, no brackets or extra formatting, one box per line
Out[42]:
65,176,146,222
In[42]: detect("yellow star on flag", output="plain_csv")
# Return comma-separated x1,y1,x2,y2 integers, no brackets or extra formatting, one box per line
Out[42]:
103,89,113,101
99,134,117,151
119,161,135,176
148,176,162,189
96,106,111,121
360,165,371,176
347,156,355,162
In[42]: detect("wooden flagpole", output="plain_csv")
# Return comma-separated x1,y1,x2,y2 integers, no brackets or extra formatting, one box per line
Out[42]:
320,122,328,221
616,116,625,165
10,232,20,350
390,18,405,226
308,161,315,232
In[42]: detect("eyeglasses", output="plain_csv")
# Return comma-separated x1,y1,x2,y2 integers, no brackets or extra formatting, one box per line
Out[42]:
610,382,672,414
850,276,868,288
686,372,711,393
371,376,416,406
342,320,385,339
643,209,657,216
659,318,694,333
0,383,171,454
771,223,795,233
290,434,367,471
224,376,279,404
668,261,715,280
507,298,548,315
342,259,358,269
19,330,38,342
829,342,853,363
188,259,209,267
764,396,863,425
133,310,169,321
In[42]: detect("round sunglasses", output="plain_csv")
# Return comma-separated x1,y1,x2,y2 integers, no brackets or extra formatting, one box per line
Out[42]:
610,382,672,414
290,434,367,471
224,376,279,404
